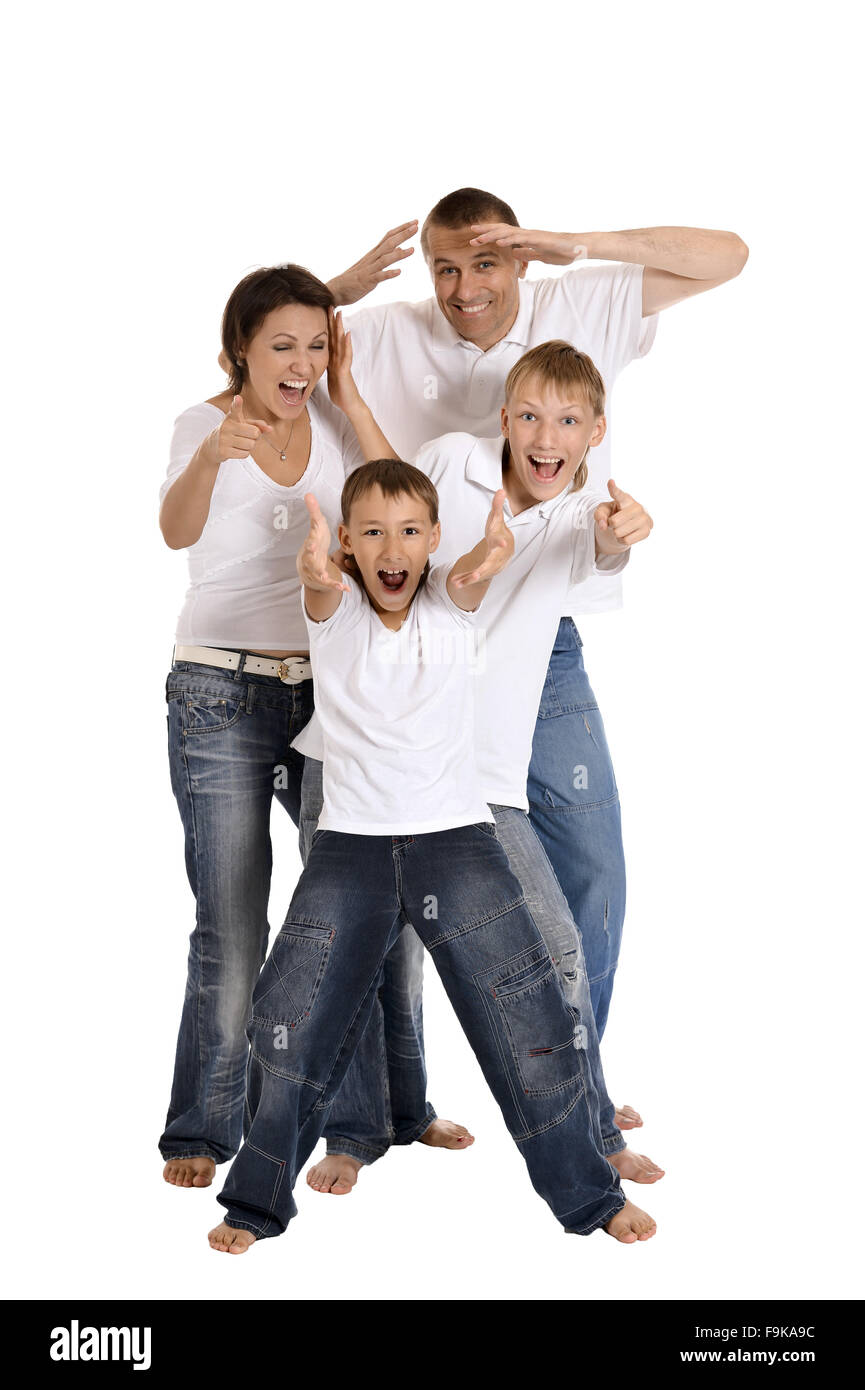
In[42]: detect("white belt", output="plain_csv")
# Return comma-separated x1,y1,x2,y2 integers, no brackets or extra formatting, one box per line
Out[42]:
173,644,312,684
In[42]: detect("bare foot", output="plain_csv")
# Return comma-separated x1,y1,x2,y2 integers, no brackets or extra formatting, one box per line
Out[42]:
418,1118,475,1150
163,1156,216,1188
604,1199,657,1243
614,1104,643,1130
306,1154,363,1195
608,1147,665,1184
208,1221,256,1254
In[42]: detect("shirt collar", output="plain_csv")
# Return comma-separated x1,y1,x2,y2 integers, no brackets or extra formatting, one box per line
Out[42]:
464,436,579,522
430,279,534,354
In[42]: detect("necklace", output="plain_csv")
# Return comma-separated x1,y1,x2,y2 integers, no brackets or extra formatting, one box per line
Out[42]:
261,417,297,463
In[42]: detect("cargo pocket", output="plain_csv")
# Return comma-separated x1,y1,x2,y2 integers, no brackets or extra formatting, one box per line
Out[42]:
492,944,583,1097
251,922,334,1028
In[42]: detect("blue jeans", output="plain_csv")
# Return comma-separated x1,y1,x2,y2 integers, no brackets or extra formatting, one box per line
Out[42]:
217,826,625,1238
527,619,626,1039
300,760,623,1158
159,658,314,1165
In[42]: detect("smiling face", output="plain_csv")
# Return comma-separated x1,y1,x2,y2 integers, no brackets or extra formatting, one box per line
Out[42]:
425,223,526,352
238,302,329,424
501,378,607,514
338,484,441,625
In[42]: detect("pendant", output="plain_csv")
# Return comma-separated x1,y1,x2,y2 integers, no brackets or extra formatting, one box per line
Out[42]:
280,451,286,461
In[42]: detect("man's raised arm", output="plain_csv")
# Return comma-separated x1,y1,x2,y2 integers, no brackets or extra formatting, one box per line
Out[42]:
469,222,749,316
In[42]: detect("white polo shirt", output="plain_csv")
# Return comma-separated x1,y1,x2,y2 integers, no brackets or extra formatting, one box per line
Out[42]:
342,263,656,615
294,566,493,836
297,434,630,812
413,434,629,809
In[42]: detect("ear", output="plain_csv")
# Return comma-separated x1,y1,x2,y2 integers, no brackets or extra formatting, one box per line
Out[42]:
500,403,510,438
590,414,607,448
516,260,529,280
428,520,442,554
337,522,353,554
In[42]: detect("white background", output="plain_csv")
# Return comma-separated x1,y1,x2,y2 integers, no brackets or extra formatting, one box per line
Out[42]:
3,0,862,1302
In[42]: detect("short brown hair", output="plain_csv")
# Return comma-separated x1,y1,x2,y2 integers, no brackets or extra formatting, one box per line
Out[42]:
421,187,519,258
504,341,607,493
341,459,439,527
221,264,334,396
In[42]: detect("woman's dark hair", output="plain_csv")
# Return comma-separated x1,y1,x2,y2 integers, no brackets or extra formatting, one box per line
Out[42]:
221,264,335,395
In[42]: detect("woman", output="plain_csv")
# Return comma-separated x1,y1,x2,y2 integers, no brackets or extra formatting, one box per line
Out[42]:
157,263,452,1187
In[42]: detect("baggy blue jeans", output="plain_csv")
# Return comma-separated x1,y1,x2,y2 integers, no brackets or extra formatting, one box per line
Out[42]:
217,825,625,1238
299,761,624,1160
159,658,314,1165
527,619,626,1039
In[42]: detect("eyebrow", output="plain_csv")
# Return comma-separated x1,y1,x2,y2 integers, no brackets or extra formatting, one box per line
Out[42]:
358,518,428,526
516,399,587,412
269,332,327,341
432,251,501,267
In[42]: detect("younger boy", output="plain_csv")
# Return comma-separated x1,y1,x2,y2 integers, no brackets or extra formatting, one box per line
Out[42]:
300,342,662,1195
208,460,656,1250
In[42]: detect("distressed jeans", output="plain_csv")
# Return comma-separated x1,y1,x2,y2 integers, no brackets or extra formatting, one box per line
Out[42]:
159,658,314,1165
217,825,625,1238
299,759,624,1158
528,619,627,1039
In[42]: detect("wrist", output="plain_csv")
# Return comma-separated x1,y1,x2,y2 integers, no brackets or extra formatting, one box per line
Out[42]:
574,232,602,260
327,275,351,307
196,430,224,470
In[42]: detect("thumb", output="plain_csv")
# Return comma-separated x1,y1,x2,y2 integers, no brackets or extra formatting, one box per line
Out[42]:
607,477,628,507
490,488,506,524
594,501,612,529
229,394,245,420
304,493,323,522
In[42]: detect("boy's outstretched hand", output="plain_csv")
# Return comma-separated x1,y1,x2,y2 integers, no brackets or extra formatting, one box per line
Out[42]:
297,494,349,620
448,489,514,608
594,479,653,555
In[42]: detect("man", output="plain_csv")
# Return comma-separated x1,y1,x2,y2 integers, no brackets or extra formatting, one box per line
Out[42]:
301,189,748,1193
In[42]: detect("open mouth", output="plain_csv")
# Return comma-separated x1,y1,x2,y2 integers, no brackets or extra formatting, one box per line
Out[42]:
378,568,409,594
529,454,564,483
278,378,308,406
454,301,492,317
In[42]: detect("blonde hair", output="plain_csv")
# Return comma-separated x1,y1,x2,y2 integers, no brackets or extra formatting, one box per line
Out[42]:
504,341,606,493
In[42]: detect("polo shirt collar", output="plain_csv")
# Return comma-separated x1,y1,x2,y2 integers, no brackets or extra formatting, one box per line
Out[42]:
464,436,578,522
430,280,534,354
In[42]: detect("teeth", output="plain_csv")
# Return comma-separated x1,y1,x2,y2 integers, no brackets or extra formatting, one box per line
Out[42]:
530,456,562,464
457,303,490,314
381,568,404,575
280,379,308,388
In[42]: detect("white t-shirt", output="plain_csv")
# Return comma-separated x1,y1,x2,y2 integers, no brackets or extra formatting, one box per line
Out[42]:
341,263,656,615
298,434,630,812
161,392,363,650
292,567,493,836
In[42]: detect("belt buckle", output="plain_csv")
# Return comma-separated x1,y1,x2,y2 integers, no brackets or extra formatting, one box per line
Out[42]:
277,659,304,684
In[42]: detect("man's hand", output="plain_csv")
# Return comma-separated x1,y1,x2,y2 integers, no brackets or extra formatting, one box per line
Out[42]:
594,479,653,554
469,223,589,266
327,220,418,306
297,495,350,593
450,490,515,590
214,395,272,461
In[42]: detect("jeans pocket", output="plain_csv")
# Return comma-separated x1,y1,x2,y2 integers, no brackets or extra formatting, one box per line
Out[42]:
180,689,247,734
492,944,582,1097
473,821,498,838
251,922,334,1028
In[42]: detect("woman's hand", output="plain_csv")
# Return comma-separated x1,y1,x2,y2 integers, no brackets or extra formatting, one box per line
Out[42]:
213,395,272,461
325,309,362,417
